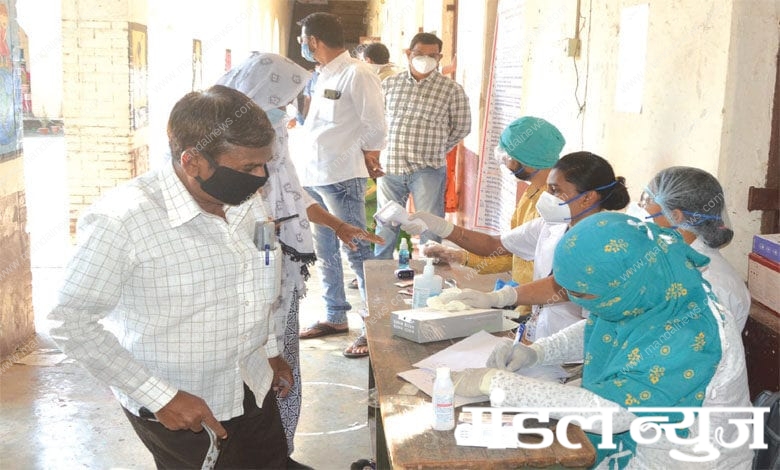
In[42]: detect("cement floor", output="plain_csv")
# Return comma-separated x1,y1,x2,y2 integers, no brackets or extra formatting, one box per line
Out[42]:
0,135,373,469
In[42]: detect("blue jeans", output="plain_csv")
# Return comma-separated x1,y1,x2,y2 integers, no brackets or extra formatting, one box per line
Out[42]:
374,166,447,259
305,178,372,324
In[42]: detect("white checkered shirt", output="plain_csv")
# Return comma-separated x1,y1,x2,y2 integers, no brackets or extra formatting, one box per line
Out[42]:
381,70,471,174
48,162,281,421
298,51,387,186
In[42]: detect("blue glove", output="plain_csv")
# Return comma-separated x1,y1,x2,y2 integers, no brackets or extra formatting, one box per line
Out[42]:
494,279,519,291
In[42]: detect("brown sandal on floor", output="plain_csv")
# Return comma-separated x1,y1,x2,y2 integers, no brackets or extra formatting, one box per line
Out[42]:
343,335,369,358
299,322,349,340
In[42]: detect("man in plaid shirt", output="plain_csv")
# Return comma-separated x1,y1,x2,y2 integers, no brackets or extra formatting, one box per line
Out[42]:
374,32,471,258
48,86,295,469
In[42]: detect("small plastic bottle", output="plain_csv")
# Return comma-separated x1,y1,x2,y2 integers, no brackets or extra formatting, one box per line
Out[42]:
432,367,455,431
490,388,506,407
411,258,443,308
398,238,410,269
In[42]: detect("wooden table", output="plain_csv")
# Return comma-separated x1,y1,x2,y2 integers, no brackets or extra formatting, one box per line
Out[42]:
364,259,596,469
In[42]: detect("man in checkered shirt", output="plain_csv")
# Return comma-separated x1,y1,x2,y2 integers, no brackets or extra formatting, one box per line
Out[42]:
374,32,471,259
48,86,294,468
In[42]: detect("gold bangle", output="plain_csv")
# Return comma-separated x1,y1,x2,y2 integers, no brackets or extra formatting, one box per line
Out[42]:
334,221,346,236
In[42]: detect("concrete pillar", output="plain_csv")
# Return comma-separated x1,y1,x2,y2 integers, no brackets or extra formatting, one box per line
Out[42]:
0,0,34,362
61,0,148,235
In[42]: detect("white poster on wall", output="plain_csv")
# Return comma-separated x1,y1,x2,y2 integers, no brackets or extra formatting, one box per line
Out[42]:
472,0,525,233
614,3,649,113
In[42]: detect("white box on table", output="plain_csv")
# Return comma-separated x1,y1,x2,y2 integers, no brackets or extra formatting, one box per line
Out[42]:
747,252,780,314
391,307,505,343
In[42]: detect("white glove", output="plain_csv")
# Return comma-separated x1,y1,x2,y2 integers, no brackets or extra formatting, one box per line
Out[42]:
451,368,497,397
486,338,539,371
447,286,518,309
403,212,454,238
375,201,429,234
398,218,428,236
421,241,467,265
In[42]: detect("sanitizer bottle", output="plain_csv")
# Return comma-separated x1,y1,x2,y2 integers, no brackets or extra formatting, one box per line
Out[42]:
398,238,410,269
432,367,455,430
412,258,442,308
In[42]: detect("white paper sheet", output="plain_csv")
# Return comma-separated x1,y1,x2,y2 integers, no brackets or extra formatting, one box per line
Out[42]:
414,330,506,371
397,331,570,407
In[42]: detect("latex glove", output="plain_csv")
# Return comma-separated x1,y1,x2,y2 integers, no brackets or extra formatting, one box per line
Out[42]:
398,218,428,236
446,286,518,309
433,288,463,305
486,338,539,371
403,212,454,238
451,368,497,397
421,241,467,265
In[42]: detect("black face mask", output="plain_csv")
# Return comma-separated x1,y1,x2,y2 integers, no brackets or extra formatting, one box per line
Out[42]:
196,162,268,206
512,168,539,181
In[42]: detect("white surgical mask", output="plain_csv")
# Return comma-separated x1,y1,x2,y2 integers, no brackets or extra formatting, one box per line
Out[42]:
625,201,654,222
535,191,573,225
411,56,438,74
537,181,617,225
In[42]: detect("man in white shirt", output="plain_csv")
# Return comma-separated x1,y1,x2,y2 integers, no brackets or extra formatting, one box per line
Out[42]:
295,12,388,358
48,86,294,469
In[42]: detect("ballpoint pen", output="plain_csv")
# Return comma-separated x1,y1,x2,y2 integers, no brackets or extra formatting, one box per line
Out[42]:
273,214,299,224
514,324,525,345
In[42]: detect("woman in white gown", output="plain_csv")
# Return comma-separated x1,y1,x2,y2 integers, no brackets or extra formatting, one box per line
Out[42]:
629,166,750,331
452,212,753,469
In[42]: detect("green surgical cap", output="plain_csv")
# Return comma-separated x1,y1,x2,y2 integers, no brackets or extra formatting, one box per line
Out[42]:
498,116,565,169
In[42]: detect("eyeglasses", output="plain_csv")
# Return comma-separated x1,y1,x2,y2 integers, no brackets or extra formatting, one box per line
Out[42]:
637,191,654,209
492,144,509,163
409,51,442,60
